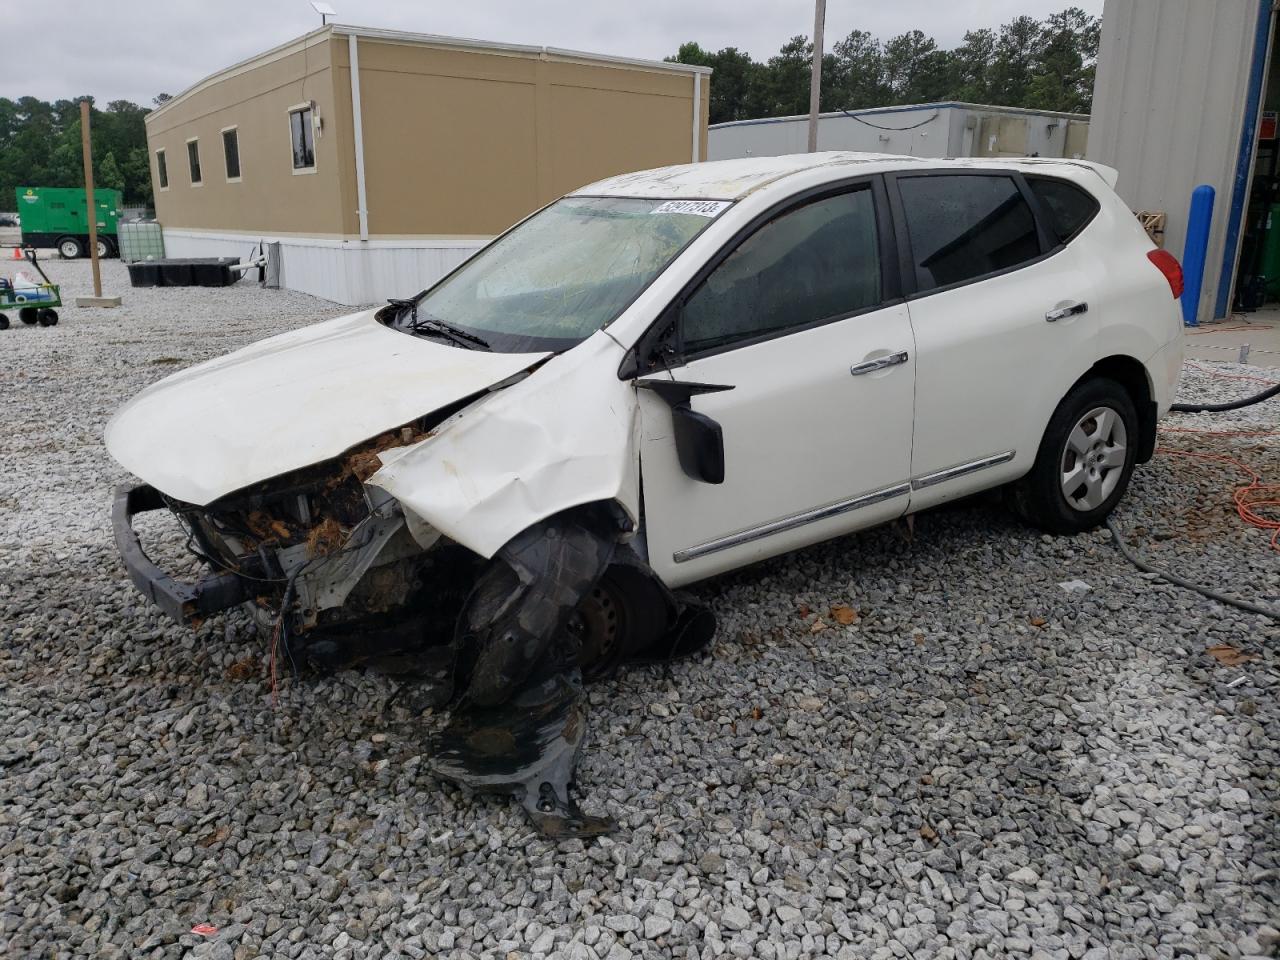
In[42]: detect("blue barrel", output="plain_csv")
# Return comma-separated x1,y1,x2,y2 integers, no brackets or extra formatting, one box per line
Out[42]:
1181,185,1215,326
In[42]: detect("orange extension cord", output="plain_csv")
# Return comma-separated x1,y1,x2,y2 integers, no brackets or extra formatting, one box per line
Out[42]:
1163,364,1280,552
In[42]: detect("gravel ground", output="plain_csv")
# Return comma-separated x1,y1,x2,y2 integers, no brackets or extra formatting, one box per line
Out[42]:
1,259,1277,960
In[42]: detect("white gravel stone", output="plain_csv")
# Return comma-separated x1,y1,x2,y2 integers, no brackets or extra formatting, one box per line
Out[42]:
0,261,1277,959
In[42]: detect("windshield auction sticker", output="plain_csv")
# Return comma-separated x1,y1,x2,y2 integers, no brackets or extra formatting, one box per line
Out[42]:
651,199,731,218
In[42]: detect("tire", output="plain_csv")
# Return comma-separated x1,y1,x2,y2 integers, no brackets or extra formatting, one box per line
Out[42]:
18,307,38,325
573,565,669,680
0,314,8,331
37,309,57,327
57,236,83,259
96,237,114,259
1011,377,1139,534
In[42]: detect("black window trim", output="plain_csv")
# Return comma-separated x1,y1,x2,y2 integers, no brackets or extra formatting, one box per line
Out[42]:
1023,173,1101,246
885,168,1060,303
620,174,902,379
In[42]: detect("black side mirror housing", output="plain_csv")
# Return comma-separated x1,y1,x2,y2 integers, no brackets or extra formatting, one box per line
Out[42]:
634,378,734,485
671,405,725,484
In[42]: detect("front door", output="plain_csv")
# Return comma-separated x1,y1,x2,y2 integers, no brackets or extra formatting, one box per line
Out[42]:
636,181,917,587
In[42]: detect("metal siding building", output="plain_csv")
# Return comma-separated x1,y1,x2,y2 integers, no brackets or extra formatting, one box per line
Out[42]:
146,25,710,305
709,102,1089,162
1088,0,1273,322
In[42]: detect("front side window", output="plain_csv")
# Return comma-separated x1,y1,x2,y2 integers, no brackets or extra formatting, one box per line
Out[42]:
681,187,881,354
156,149,168,189
186,140,201,185
398,196,723,352
290,108,315,170
898,174,1040,292
1028,177,1098,244
222,128,241,180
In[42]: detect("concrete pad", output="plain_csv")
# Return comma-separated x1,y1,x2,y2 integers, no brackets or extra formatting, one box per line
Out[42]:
1183,309,1280,369
74,296,123,308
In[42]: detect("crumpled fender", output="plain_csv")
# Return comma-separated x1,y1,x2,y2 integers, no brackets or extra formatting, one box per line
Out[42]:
367,332,641,559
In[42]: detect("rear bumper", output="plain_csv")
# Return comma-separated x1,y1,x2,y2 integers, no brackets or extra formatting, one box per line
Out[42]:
112,483,251,625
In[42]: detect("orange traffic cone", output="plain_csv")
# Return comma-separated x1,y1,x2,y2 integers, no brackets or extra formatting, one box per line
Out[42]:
10,247,21,260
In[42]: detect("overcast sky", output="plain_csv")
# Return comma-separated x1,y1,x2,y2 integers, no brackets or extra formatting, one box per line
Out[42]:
21,0,1104,106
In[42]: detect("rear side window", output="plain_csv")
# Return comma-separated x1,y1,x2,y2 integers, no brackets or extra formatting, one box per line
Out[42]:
1028,177,1099,243
898,174,1041,292
681,186,881,354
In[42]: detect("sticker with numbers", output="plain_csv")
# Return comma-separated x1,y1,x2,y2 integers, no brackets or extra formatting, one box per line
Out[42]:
650,199,731,218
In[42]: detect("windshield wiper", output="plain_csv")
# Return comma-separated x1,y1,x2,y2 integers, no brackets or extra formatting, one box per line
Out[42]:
386,299,490,350
413,314,490,350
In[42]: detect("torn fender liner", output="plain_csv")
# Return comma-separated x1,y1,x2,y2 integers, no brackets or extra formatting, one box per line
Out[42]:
459,514,617,707
431,671,613,839
430,512,618,837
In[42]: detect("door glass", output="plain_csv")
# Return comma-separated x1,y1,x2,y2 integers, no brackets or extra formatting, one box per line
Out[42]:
898,175,1040,292
1028,177,1099,243
681,187,880,354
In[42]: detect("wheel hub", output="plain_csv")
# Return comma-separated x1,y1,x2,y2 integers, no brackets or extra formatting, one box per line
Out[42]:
1060,406,1127,512
570,583,623,677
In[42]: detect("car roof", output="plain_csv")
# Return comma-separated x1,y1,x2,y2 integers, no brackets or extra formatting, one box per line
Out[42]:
573,152,1118,200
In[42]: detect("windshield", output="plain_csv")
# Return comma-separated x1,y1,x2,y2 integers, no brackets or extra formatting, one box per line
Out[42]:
395,196,728,352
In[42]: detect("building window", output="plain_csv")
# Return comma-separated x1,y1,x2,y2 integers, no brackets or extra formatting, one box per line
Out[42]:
289,106,316,171
222,127,241,181
156,149,168,190
186,139,202,185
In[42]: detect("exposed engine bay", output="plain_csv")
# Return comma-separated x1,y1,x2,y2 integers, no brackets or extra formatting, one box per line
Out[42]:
114,423,716,838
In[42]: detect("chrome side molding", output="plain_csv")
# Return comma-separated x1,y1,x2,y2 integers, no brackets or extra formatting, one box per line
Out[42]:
672,450,1016,563
673,482,911,563
911,450,1016,490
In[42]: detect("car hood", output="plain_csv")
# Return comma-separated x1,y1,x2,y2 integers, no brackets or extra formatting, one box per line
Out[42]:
104,309,550,505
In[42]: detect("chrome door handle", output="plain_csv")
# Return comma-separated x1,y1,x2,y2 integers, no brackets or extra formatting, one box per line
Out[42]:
850,351,909,376
1045,301,1088,322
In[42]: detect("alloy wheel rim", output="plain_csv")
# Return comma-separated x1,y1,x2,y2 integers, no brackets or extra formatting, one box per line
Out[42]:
1060,405,1127,512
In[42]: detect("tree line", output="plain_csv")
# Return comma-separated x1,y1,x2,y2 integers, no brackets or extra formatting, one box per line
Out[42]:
0,95,171,211
667,7,1100,125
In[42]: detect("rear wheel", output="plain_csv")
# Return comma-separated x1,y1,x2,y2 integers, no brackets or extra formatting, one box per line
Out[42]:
96,237,113,259
1011,377,1138,534
0,314,8,330
57,236,83,259
37,309,58,327
18,307,38,325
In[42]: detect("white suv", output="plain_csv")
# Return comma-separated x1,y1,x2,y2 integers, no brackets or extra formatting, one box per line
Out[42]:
107,152,1184,835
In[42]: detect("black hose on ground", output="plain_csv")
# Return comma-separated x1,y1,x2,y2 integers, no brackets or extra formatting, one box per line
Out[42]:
1105,518,1279,621
1170,381,1280,413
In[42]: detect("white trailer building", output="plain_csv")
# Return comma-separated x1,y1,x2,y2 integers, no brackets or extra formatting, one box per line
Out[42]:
1088,0,1279,323
708,102,1089,163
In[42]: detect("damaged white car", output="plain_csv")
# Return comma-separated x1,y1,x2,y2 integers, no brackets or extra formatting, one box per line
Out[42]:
107,152,1184,837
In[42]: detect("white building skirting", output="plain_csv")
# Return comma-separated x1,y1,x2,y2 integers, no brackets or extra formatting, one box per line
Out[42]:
160,229,489,306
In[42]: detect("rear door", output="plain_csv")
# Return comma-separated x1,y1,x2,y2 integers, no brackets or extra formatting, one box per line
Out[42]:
889,170,1100,508
636,179,917,587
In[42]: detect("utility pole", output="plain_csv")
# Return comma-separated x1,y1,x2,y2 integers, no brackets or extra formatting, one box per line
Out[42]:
807,0,827,152
74,99,121,308
81,99,102,299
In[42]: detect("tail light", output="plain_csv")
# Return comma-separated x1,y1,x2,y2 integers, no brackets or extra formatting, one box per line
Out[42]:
1147,249,1184,299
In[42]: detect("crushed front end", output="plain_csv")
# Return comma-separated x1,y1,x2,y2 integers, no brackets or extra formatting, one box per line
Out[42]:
111,425,715,838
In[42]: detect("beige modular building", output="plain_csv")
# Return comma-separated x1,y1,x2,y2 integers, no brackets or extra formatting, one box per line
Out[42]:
146,24,711,305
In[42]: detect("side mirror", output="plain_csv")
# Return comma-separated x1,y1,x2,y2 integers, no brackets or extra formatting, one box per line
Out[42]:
671,405,725,484
635,378,734,485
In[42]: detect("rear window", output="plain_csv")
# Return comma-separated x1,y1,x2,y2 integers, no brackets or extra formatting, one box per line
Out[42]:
1028,177,1099,244
898,174,1042,292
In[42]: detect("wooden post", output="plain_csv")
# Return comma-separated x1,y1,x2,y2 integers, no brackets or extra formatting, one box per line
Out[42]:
807,0,826,153
80,99,102,299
